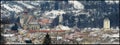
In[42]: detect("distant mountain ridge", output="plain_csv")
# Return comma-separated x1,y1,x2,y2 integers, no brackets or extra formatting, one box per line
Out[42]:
1,1,119,28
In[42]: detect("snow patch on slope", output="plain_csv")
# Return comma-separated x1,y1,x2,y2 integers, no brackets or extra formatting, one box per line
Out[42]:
13,5,24,11
44,10,66,19
105,0,119,4
2,4,23,13
69,1,84,9
17,1,34,9
30,2,40,5
2,4,13,11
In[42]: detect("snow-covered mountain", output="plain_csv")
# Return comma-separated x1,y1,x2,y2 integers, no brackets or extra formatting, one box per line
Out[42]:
1,0,119,28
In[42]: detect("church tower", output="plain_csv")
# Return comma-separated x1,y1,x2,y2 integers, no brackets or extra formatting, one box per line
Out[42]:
59,13,63,25
103,18,110,30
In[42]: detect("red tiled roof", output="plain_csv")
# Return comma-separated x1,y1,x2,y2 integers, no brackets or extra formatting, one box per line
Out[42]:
29,30,65,33
38,18,50,25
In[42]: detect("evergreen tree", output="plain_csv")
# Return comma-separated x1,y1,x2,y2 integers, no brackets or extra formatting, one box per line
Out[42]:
43,33,51,44
11,23,18,32
0,34,6,44
0,27,6,44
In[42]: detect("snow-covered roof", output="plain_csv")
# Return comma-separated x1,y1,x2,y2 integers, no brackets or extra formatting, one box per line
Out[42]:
29,22,39,24
76,38,83,41
57,36,62,40
102,33,119,38
1,34,15,37
56,25,71,30
102,34,111,37
91,28,101,30
46,10,65,15
110,33,119,37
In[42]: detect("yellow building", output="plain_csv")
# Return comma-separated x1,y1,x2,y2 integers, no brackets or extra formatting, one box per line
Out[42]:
28,22,40,30
103,18,110,30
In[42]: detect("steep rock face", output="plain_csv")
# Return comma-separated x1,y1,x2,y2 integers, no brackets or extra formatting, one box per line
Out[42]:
1,1,119,28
